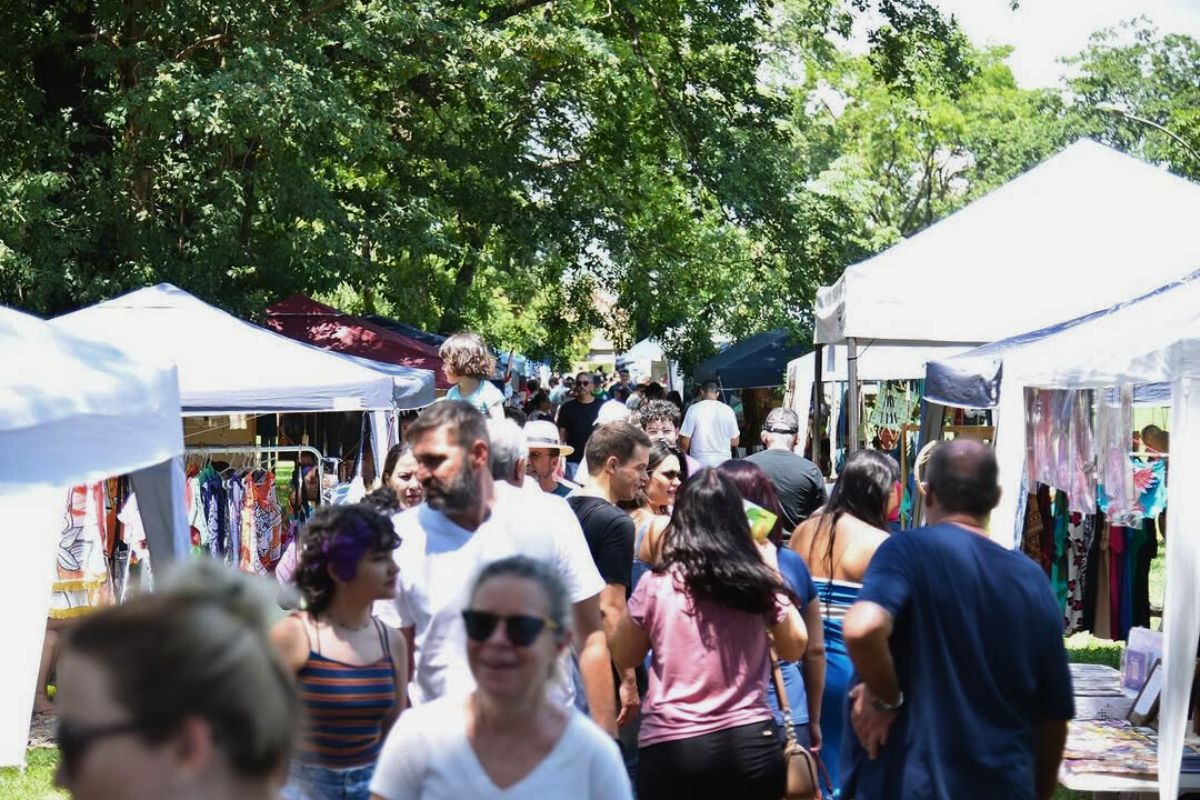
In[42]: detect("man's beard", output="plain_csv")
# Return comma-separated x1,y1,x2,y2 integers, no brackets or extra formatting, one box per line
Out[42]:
425,458,482,514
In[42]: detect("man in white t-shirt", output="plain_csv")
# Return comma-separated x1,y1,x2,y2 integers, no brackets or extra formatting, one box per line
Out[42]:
678,380,740,467
378,401,619,734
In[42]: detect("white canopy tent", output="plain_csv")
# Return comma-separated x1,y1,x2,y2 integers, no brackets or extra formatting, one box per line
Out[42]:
617,337,682,389
1013,318,1200,800
811,139,1200,448
53,284,405,414
786,342,975,455
814,139,1200,346
924,270,1200,549
0,305,186,767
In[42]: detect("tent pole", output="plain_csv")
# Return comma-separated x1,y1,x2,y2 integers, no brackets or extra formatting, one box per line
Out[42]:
847,338,860,451
812,345,823,473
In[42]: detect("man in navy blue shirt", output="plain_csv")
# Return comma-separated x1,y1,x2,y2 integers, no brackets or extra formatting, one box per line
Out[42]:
842,439,1073,800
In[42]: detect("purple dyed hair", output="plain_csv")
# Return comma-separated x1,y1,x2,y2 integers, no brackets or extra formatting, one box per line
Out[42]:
295,505,400,615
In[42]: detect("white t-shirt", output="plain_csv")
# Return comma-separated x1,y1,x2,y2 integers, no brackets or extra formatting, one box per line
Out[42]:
370,696,632,800
377,481,605,706
679,399,740,467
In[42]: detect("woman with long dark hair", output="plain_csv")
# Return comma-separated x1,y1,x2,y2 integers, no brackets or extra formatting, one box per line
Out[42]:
788,449,898,792
718,460,827,754
271,504,408,800
622,441,687,589
612,469,807,800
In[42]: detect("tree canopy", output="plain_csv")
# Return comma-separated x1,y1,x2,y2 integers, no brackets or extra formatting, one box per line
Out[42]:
0,3,1194,368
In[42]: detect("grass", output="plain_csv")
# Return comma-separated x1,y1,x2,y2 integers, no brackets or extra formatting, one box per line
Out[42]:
1,745,1092,800
0,750,65,800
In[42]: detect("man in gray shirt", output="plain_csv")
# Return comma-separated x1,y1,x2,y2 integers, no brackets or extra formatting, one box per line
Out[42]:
745,407,827,535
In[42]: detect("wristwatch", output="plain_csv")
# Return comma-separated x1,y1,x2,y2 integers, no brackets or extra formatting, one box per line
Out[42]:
871,691,905,714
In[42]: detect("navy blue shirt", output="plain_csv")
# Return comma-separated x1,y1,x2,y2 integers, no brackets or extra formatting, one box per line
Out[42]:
843,523,1074,800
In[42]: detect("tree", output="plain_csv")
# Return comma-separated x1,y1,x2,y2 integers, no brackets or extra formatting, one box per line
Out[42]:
789,39,1073,254
1063,20,1200,182
0,0,1018,367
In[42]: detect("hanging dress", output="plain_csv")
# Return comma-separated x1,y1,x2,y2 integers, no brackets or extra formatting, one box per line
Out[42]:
241,470,283,574
49,484,113,619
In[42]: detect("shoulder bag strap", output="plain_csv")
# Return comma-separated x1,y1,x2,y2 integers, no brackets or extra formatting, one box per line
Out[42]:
767,631,800,743
767,628,834,797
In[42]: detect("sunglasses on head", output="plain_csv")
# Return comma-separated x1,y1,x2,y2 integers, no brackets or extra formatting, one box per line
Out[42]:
56,719,142,779
462,610,558,647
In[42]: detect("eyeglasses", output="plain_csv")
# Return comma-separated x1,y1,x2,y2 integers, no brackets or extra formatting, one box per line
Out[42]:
462,610,558,647
57,719,142,779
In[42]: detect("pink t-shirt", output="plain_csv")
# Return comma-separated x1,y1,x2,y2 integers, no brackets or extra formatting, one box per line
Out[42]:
628,567,788,747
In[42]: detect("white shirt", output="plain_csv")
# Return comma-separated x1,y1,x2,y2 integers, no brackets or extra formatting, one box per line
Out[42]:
679,399,740,467
370,696,632,800
378,482,605,706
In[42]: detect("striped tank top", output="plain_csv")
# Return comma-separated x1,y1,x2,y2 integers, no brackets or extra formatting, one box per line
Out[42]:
294,615,398,769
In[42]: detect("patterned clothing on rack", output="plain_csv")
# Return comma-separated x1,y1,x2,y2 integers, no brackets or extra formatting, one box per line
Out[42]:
1063,512,1094,634
49,484,113,619
1132,459,1167,518
226,475,244,569
241,470,283,574
199,466,229,559
184,466,206,555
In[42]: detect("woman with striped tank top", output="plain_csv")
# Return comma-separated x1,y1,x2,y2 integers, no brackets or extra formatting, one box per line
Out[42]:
272,504,408,800
789,450,898,796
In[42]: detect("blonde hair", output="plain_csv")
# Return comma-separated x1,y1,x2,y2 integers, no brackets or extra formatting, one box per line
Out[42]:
65,560,299,778
439,332,496,379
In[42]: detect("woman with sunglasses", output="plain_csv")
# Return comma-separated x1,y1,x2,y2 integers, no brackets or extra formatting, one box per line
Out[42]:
623,441,687,588
271,504,407,800
612,469,807,800
370,556,631,800
53,559,299,800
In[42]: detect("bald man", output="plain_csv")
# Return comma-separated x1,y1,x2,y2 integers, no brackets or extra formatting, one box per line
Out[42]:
841,440,1073,800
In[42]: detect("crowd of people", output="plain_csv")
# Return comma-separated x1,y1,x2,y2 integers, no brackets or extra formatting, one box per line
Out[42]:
49,330,1075,800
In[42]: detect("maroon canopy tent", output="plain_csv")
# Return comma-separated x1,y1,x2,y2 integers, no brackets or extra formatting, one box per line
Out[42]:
265,296,451,391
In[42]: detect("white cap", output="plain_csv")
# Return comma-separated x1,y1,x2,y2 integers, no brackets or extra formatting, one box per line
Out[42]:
595,399,631,426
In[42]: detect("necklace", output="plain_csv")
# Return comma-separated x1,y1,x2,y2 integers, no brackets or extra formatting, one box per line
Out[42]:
327,615,372,632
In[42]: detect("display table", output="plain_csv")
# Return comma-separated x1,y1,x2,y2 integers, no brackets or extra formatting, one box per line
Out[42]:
1060,665,1200,798
1058,768,1200,798
1071,663,1137,720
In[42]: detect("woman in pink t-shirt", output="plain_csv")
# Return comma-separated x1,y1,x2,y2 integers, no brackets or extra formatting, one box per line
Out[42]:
612,469,808,800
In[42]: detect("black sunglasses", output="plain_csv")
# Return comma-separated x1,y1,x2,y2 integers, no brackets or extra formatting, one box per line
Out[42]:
57,719,142,779
658,470,682,480
462,610,558,647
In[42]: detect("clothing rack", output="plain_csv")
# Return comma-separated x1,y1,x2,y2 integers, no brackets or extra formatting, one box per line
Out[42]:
185,445,325,492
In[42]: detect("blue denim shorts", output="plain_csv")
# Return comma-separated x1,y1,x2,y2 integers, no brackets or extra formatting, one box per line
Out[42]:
281,760,375,800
